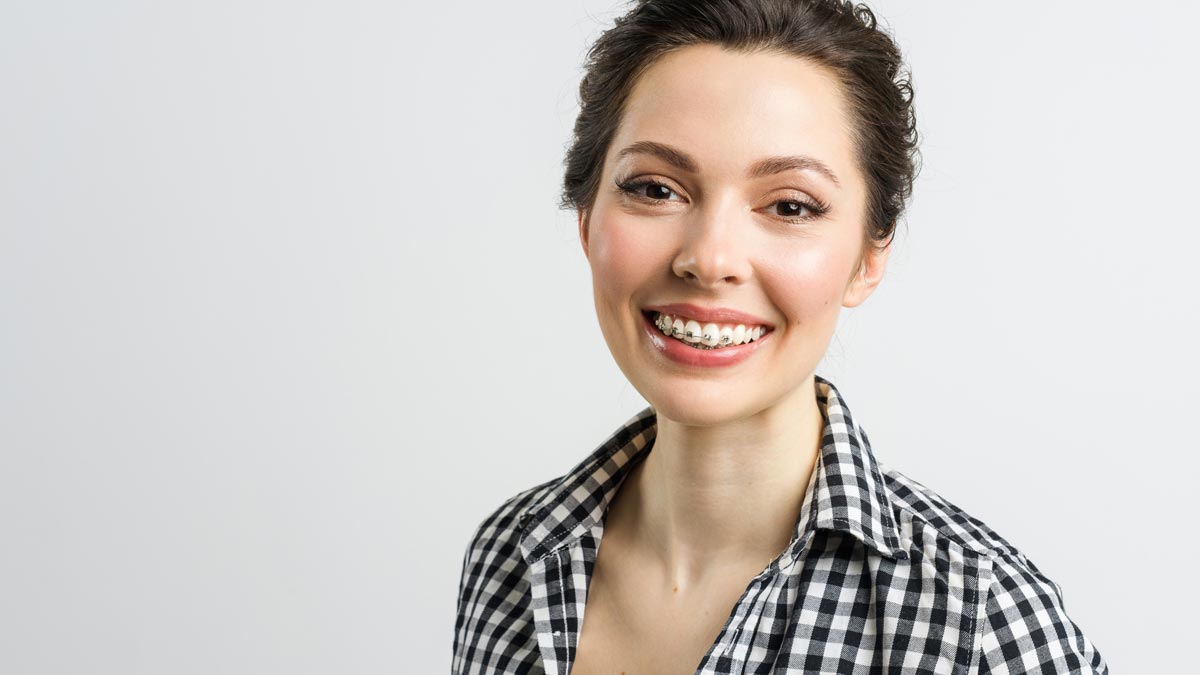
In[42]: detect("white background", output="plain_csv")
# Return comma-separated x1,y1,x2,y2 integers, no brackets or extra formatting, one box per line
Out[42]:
1,1,1195,672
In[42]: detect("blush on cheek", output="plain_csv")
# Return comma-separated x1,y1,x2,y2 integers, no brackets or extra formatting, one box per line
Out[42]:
589,215,662,293
769,250,851,322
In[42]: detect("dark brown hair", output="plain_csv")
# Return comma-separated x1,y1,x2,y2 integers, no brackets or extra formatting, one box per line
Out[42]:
559,0,920,252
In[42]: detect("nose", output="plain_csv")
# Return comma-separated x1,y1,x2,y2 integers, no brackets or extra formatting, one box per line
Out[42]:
670,199,753,289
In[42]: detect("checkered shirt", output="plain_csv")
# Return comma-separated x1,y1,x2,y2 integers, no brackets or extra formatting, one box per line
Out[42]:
452,375,1109,674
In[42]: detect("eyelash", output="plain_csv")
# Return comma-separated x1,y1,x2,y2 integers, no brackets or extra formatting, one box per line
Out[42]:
615,177,830,223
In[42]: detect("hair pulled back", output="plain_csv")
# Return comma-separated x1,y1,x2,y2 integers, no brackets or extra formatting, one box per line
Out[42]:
560,0,920,250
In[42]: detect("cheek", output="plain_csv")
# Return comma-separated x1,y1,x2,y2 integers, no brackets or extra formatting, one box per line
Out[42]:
763,245,853,322
587,213,660,298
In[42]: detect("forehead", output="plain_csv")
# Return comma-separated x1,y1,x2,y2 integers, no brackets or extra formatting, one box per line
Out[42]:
612,44,856,181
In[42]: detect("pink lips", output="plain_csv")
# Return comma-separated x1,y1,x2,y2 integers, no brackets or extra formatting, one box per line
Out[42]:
640,307,771,368
642,302,773,329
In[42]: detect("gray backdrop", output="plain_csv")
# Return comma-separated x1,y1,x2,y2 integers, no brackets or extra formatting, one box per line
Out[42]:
1,1,1194,672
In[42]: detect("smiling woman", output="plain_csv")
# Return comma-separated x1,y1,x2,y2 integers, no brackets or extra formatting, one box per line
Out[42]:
453,1,1110,674
579,44,882,430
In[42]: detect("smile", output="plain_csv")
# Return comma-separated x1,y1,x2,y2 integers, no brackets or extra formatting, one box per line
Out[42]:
650,311,769,349
639,310,772,368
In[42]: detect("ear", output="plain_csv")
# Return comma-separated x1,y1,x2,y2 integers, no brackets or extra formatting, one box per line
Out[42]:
577,207,591,260
842,237,891,308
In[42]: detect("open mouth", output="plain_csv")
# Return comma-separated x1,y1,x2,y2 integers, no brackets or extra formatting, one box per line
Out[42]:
641,309,772,350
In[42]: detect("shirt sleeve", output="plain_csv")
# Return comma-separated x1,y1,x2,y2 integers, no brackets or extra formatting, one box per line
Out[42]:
974,552,1109,674
451,520,483,673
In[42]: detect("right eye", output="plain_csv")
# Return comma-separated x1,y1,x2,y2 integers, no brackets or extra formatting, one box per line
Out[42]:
616,179,684,203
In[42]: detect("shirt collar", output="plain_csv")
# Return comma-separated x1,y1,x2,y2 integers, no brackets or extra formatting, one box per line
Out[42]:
517,374,909,566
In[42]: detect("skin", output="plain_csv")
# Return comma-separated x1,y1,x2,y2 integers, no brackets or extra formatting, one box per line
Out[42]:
576,42,891,623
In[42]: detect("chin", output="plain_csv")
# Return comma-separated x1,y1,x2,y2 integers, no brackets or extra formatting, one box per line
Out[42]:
642,386,764,428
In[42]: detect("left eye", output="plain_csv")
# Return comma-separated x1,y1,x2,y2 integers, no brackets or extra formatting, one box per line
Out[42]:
775,201,810,217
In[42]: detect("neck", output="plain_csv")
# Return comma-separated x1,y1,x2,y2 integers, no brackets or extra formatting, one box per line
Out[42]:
611,373,826,591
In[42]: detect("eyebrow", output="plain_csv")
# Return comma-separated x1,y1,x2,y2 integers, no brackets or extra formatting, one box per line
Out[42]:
615,140,841,188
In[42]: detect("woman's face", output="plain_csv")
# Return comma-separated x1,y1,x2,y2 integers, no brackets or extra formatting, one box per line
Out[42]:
579,44,889,426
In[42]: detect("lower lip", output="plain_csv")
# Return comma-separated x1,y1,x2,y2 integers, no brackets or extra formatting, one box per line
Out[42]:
641,311,770,368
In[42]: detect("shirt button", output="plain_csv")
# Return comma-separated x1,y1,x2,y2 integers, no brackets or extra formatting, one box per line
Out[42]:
553,630,561,636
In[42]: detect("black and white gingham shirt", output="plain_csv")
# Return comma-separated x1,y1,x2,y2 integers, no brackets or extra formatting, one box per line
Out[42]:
452,375,1109,674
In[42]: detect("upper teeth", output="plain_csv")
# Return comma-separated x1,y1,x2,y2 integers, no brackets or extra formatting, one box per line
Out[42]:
652,311,767,347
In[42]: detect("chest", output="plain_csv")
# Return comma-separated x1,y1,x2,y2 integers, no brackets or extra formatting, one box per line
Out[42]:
497,530,988,675
568,552,757,675
569,584,741,675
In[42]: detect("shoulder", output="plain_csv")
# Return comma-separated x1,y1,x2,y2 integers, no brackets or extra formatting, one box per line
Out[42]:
877,460,1032,560
877,462,1110,673
452,477,559,669
973,546,1110,672
876,459,1062,594
458,475,559,570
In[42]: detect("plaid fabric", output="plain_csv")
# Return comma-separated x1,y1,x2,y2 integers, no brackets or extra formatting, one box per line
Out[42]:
452,375,1109,674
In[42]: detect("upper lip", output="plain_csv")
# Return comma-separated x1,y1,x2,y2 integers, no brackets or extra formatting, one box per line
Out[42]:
643,303,774,329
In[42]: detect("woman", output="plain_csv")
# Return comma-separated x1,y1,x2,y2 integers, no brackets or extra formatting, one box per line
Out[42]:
453,1,1109,673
